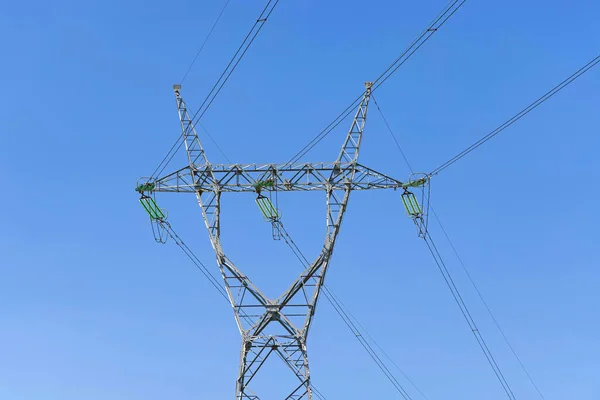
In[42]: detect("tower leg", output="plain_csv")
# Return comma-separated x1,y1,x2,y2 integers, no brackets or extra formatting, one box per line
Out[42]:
235,336,312,399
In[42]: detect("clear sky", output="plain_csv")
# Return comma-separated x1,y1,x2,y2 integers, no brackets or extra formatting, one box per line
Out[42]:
1,1,599,399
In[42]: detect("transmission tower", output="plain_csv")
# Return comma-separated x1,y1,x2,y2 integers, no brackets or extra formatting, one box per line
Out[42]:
137,82,419,399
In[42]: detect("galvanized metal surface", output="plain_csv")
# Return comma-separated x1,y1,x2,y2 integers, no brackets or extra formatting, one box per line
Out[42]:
141,83,403,399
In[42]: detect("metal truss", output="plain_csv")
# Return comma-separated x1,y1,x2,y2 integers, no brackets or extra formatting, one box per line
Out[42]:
144,82,404,399
152,162,403,193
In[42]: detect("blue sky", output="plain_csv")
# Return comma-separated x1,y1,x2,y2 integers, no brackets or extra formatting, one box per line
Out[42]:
1,0,599,399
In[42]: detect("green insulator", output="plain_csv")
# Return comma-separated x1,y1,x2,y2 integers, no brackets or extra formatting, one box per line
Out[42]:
256,195,279,221
401,192,423,217
140,196,165,220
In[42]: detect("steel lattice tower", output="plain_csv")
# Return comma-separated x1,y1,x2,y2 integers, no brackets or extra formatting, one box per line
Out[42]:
140,82,410,399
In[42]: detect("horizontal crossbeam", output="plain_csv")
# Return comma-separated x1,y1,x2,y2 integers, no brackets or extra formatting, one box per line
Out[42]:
150,162,404,193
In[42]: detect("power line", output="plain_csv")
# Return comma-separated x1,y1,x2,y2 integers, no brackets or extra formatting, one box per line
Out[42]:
180,0,232,84
275,223,420,399
424,231,516,400
372,95,414,173
151,119,233,181
374,96,545,398
321,285,413,400
149,0,279,180
161,222,229,301
283,93,363,167
430,210,546,399
284,0,466,166
370,0,466,93
159,221,329,400
148,131,184,181
429,54,600,176
324,288,430,400
150,120,229,183
199,123,232,164
190,0,280,126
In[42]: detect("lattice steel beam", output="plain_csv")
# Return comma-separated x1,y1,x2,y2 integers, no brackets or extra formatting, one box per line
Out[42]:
151,162,403,193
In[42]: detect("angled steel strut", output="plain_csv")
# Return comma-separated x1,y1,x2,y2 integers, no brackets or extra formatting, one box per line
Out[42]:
141,83,406,399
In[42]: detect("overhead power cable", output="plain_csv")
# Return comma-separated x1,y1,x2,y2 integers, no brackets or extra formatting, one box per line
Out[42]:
429,54,600,176
180,0,232,84
324,287,430,400
149,0,279,180
199,123,232,163
284,0,466,166
431,211,546,399
275,222,421,399
149,122,229,182
148,131,185,181
161,221,228,301
372,95,414,172
374,96,546,398
321,285,413,400
190,0,280,126
424,232,516,400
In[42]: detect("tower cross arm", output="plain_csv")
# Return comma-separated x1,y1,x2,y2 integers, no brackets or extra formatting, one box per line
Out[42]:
151,162,404,193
